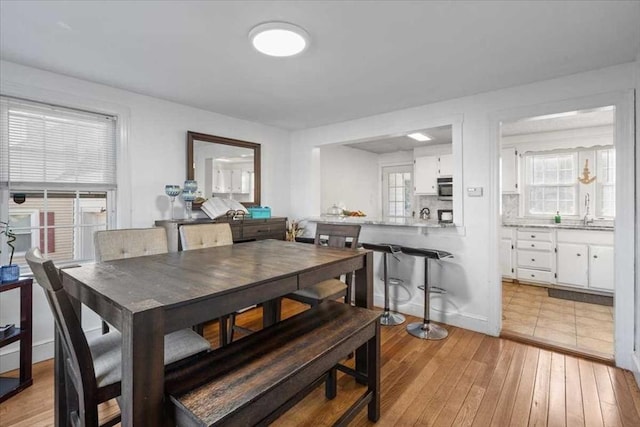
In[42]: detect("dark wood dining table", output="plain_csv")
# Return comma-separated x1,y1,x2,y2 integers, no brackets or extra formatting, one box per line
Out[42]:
59,239,373,426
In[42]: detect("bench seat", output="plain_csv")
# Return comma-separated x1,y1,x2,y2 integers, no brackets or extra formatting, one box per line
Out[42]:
165,301,381,427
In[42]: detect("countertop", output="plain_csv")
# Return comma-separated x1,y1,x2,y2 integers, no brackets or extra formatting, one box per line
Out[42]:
306,215,456,228
502,222,614,231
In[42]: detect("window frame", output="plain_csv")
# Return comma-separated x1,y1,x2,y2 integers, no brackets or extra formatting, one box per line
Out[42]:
523,151,579,218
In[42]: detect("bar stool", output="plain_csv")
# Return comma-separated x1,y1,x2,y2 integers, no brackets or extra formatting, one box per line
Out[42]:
400,246,453,340
362,243,406,326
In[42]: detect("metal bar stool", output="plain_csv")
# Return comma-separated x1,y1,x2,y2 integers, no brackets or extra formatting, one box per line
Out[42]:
362,243,405,326
400,246,453,340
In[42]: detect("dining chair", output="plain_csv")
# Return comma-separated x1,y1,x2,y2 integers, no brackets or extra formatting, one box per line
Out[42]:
179,223,246,345
93,227,171,334
288,223,362,306
26,247,211,427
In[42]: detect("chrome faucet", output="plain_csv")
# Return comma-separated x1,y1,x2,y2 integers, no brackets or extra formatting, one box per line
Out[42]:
583,193,593,226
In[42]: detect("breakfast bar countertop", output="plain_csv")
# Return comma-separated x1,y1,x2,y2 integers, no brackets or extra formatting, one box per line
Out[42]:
502,221,614,231
307,215,456,228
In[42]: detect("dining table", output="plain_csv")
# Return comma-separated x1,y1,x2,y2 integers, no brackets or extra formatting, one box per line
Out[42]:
58,238,373,426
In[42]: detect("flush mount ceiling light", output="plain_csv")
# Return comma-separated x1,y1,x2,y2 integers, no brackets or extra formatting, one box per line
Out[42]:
249,22,309,57
407,132,432,142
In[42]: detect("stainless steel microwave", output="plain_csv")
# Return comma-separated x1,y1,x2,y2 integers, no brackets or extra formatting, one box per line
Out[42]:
437,177,453,200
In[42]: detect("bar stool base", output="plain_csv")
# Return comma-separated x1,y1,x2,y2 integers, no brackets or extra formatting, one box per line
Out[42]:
406,321,448,340
380,311,405,326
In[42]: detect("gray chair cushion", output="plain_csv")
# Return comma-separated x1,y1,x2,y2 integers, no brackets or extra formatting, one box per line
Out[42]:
292,279,347,300
89,329,211,388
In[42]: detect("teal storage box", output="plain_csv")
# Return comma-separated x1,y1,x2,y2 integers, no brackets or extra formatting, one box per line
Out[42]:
248,206,271,219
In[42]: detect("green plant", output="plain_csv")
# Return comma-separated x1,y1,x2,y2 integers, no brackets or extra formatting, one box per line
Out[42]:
1,221,16,265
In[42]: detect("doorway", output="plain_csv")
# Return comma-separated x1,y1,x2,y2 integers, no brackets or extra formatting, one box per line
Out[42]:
499,105,616,360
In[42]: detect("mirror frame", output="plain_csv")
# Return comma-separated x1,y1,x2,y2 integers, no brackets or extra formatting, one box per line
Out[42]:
187,131,261,207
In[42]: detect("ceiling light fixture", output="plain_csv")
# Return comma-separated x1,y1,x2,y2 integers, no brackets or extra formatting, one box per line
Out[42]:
407,132,432,142
249,22,309,57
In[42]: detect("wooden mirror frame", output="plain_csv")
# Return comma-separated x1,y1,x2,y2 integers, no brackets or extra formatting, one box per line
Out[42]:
187,131,261,207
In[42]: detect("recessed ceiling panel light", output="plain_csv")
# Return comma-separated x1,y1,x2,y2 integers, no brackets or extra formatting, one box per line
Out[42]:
249,22,309,57
407,132,432,142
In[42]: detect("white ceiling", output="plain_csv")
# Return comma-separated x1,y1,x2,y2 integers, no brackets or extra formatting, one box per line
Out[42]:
1,1,639,130
344,125,452,154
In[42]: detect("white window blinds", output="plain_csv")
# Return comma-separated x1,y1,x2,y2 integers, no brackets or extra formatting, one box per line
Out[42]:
0,96,116,190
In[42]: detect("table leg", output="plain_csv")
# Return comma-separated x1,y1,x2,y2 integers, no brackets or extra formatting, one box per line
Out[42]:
262,297,282,328
354,251,373,382
121,305,164,426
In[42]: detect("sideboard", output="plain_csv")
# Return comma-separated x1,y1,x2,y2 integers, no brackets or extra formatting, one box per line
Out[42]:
155,217,287,252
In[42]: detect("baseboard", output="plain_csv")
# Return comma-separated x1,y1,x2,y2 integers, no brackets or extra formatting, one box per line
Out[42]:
373,294,488,334
0,326,102,374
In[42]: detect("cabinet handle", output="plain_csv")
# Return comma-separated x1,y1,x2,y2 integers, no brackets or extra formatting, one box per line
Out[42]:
531,258,535,262
531,244,535,247
531,235,536,238
593,255,598,259
577,253,581,256
531,274,535,277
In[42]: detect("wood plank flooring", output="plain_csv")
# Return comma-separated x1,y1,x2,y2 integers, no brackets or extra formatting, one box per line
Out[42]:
1,299,640,426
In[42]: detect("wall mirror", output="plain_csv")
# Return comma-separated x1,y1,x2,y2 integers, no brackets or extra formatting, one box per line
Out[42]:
187,131,261,206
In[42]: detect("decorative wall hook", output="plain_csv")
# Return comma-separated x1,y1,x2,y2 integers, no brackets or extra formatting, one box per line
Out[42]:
578,159,596,184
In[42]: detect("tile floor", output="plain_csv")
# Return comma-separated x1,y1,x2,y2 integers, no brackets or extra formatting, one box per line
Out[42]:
502,281,614,357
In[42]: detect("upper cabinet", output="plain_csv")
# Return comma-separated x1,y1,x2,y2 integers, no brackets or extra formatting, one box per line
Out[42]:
414,154,453,195
500,147,519,194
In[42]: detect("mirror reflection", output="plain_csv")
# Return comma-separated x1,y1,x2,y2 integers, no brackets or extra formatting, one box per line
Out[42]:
187,132,261,206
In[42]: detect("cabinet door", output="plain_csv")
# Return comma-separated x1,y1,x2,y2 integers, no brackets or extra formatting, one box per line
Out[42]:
230,169,243,193
589,245,614,291
438,154,453,177
556,243,588,287
214,169,232,193
500,238,514,278
501,147,519,194
414,156,438,195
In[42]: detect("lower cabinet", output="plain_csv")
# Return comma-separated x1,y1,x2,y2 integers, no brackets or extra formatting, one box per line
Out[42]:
556,243,589,288
500,238,514,278
589,245,614,291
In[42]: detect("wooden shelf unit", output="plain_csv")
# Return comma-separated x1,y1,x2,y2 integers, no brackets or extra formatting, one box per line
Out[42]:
0,277,33,403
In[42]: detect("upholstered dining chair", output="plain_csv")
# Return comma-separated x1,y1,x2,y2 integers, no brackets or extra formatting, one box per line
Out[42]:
179,223,246,345
26,247,211,427
94,227,170,334
288,223,362,306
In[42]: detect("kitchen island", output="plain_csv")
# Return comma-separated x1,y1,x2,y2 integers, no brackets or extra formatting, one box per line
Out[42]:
306,215,457,229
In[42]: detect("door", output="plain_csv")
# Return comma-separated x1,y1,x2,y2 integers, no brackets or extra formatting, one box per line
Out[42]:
382,165,413,217
501,147,519,193
556,243,588,287
589,245,614,291
438,154,453,177
500,238,513,278
414,156,437,194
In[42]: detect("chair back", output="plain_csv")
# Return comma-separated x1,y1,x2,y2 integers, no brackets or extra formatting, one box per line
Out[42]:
179,223,233,250
94,227,168,261
26,248,99,418
315,223,361,249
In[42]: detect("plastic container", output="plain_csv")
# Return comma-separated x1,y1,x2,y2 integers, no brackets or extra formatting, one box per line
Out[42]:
248,207,271,219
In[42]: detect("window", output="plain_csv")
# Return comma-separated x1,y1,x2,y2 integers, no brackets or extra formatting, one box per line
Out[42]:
597,148,615,217
382,165,412,217
0,96,116,268
524,152,578,215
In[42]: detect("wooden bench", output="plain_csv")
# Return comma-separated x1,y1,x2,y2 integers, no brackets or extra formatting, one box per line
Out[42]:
165,301,381,426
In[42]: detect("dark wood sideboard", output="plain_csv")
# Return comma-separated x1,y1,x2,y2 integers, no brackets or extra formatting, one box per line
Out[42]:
155,217,287,252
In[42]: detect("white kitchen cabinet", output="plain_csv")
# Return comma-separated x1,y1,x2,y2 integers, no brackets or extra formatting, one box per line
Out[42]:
501,147,519,194
500,227,515,279
214,169,231,193
414,156,438,195
589,245,614,291
556,243,588,288
438,154,453,177
230,169,243,193
515,228,555,285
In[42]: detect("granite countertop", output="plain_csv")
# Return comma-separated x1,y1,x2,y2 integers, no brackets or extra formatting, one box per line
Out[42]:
307,215,456,228
502,222,614,231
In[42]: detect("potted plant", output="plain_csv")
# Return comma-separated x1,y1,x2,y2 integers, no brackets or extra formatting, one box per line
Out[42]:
285,219,305,242
0,221,19,282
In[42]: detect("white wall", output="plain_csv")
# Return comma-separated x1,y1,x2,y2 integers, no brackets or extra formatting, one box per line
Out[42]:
319,145,379,216
0,60,291,372
290,62,637,367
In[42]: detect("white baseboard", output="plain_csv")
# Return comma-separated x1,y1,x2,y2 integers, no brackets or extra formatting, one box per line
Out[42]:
0,326,102,374
373,294,489,335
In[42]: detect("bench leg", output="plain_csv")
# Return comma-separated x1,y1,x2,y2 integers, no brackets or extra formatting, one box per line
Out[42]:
325,367,337,399
367,322,380,422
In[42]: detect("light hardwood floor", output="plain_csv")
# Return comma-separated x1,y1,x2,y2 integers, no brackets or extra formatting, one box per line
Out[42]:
1,299,640,426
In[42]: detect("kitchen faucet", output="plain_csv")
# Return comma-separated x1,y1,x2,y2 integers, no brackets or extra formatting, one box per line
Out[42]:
583,193,593,226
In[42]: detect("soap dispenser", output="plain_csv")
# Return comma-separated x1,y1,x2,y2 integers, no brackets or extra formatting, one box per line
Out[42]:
554,211,561,224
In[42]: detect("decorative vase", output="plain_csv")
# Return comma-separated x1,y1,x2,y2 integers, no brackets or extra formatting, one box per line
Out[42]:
1,264,20,283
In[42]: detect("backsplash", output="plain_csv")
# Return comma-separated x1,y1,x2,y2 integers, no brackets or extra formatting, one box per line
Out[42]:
502,194,519,219
415,195,452,219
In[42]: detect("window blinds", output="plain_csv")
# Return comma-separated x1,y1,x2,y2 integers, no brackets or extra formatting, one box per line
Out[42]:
0,96,116,190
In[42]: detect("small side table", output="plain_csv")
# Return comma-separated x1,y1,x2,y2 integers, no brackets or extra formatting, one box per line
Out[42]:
0,277,33,403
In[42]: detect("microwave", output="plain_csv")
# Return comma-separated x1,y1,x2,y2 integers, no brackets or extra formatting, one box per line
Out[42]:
437,177,453,200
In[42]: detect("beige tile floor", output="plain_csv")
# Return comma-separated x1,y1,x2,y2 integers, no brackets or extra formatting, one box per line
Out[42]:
502,281,614,357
